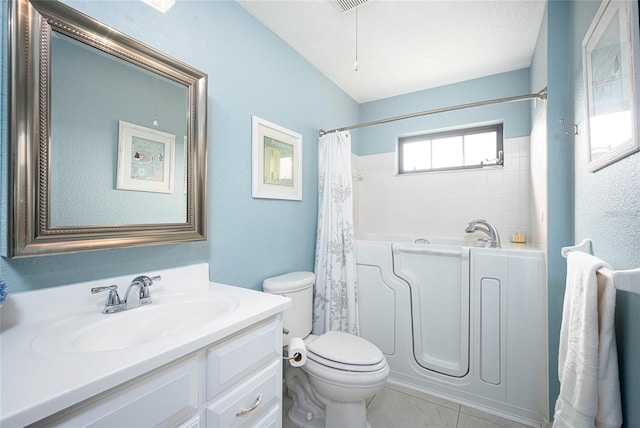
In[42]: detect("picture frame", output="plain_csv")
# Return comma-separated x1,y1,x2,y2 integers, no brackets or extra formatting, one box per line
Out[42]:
252,116,302,200
117,120,176,193
583,0,640,172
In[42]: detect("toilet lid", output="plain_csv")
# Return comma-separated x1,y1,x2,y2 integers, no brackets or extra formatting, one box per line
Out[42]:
306,331,385,371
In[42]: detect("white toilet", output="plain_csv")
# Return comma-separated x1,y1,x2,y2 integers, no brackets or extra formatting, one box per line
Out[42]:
263,272,389,428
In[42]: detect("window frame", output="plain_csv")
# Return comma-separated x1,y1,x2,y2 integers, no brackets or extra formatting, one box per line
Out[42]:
397,123,504,174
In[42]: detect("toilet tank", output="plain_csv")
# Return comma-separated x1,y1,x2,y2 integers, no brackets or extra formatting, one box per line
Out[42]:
263,272,314,346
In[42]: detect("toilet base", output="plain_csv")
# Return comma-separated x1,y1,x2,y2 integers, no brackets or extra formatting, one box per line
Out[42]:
288,403,325,428
286,367,325,428
285,366,374,428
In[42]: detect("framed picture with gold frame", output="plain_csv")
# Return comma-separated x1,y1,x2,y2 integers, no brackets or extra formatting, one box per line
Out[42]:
251,116,302,200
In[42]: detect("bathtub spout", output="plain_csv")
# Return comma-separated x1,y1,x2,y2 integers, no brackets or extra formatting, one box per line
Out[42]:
465,219,501,248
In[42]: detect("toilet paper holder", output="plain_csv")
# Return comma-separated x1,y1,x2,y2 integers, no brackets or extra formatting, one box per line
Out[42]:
284,352,303,362
282,328,301,361
283,336,307,367
282,327,302,361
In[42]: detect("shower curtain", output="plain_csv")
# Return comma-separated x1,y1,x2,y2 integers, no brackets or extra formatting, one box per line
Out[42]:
313,130,359,336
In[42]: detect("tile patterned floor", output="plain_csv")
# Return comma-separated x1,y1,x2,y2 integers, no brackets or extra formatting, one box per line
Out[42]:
283,382,535,428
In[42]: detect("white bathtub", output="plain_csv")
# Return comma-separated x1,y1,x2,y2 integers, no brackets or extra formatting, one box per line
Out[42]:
356,231,467,244
355,231,544,250
355,238,547,426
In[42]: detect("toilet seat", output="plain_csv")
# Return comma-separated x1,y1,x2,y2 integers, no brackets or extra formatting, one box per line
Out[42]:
306,331,387,372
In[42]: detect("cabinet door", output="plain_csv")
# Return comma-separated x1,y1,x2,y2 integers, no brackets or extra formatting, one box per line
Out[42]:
206,361,280,428
206,318,280,400
32,355,199,427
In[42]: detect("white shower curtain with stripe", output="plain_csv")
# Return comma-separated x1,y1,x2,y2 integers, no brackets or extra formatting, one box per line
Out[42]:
313,130,359,336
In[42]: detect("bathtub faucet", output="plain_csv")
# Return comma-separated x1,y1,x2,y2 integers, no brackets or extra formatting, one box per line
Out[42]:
465,219,501,248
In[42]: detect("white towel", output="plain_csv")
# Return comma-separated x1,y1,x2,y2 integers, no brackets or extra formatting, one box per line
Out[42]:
553,251,622,428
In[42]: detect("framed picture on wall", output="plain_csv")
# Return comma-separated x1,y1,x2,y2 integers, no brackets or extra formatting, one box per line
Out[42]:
117,120,176,193
252,116,302,201
582,0,640,172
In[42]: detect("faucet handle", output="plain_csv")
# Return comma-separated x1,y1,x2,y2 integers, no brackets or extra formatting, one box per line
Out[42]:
476,237,490,246
141,275,162,297
91,285,122,306
142,275,161,298
130,275,161,285
130,275,161,299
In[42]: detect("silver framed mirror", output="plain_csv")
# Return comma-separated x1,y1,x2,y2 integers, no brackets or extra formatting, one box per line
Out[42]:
7,0,207,257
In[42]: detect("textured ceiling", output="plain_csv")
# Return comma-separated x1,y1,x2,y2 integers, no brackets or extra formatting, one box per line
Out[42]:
237,0,546,103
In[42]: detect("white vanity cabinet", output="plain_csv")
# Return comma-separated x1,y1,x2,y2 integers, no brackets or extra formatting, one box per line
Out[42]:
28,317,283,428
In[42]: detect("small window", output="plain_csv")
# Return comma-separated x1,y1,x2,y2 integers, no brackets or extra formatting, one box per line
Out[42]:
397,124,503,174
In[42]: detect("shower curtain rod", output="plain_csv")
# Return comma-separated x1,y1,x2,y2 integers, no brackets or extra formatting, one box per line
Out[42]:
318,87,548,137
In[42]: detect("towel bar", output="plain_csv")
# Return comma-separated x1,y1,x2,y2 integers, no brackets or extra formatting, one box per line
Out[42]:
561,239,640,295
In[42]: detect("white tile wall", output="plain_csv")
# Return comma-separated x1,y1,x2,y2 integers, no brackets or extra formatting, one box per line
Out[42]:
530,106,547,246
353,137,532,242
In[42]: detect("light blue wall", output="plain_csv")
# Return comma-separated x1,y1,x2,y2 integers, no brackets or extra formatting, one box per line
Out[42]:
542,1,640,424
354,68,532,156
571,1,640,426
0,0,358,292
546,0,575,418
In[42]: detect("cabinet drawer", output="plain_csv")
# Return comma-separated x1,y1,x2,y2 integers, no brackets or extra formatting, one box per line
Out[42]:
251,404,280,428
178,415,202,428
206,317,280,399
206,361,280,428
32,355,199,427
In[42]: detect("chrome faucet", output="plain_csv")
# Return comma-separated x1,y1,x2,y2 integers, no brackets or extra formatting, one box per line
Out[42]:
92,275,161,314
465,219,501,248
123,275,159,309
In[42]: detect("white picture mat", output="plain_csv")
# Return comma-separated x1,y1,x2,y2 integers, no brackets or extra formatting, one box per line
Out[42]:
583,0,640,172
251,116,302,200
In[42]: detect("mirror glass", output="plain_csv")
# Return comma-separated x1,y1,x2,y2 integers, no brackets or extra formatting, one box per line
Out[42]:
8,0,207,257
50,32,189,226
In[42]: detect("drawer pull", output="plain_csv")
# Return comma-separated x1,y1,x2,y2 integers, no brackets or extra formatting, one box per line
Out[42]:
236,394,262,417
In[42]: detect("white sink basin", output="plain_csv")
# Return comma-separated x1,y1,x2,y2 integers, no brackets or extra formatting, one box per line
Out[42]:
32,292,238,353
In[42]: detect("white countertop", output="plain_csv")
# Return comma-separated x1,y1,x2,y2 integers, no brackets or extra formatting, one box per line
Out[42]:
0,263,290,427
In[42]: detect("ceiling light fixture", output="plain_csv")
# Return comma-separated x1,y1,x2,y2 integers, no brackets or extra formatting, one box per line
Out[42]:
141,0,175,13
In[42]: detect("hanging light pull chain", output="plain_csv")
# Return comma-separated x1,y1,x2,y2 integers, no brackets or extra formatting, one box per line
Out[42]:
153,78,159,127
353,6,360,71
